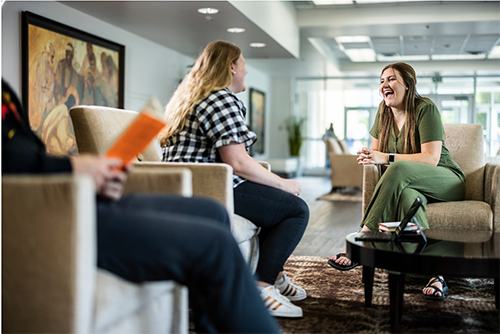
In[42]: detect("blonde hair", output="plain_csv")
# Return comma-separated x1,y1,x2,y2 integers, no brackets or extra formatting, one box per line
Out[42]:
377,62,429,154
159,40,241,146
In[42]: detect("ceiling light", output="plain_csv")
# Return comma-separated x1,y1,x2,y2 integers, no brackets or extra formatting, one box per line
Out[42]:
335,36,371,44
197,8,219,15
344,49,376,62
488,46,500,59
313,0,353,5
250,43,266,48
431,54,487,60
356,0,425,3
227,28,245,33
377,54,430,62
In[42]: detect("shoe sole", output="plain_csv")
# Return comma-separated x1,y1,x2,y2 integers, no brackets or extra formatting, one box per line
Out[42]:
284,294,307,301
270,309,303,318
327,258,359,271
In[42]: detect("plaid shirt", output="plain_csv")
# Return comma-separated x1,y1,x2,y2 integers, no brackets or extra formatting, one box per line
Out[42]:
162,88,257,188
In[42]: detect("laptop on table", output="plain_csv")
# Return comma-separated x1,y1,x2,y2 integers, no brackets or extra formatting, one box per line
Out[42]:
355,197,427,243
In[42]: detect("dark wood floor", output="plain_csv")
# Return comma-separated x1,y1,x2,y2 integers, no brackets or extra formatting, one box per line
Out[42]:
292,176,363,258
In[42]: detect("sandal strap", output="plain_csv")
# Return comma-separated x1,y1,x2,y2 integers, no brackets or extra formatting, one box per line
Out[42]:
427,276,445,286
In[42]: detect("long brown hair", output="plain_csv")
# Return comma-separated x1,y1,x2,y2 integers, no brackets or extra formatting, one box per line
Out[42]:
158,40,241,146
377,62,428,154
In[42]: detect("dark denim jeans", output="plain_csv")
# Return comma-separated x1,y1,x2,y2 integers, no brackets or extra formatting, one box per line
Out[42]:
234,181,310,284
97,194,279,333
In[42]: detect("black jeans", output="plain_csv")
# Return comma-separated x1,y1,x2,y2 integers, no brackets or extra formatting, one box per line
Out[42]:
234,181,310,284
96,194,279,333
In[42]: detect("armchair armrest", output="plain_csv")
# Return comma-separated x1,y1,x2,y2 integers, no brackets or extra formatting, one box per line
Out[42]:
257,161,271,171
2,175,96,334
133,162,234,212
125,168,192,197
329,154,363,188
362,164,382,217
485,163,500,232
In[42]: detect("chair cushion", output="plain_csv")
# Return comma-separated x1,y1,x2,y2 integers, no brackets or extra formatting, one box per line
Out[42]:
326,138,343,155
427,200,493,231
93,269,186,333
231,214,260,244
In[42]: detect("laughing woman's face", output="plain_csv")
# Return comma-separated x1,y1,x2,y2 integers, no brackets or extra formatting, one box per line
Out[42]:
380,68,408,111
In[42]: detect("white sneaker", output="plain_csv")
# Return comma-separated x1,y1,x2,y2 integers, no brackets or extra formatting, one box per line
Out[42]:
259,285,303,318
275,272,307,301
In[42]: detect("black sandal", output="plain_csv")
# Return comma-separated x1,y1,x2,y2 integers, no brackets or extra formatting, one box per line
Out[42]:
423,276,449,301
327,252,359,271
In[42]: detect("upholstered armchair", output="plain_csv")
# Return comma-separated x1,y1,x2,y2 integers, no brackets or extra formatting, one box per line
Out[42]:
69,105,260,272
326,137,364,191
3,169,191,333
362,123,500,232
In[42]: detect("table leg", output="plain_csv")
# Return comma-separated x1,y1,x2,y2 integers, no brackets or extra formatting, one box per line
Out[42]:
363,266,375,307
495,278,499,310
389,272,405,334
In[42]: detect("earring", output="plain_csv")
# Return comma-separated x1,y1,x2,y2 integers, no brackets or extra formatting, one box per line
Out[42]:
231,71,236,74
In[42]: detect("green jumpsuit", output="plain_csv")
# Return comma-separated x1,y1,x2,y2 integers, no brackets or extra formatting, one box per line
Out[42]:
362,98,466,231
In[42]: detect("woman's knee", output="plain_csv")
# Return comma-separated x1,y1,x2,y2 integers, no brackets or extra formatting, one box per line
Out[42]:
191,197,231,227
289,197,310,227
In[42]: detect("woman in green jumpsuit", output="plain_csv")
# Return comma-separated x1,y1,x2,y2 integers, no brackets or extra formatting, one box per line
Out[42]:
329,62,466,300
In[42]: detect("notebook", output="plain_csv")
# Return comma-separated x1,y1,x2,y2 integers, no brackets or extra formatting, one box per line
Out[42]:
105,111,165,166
355,196,427,243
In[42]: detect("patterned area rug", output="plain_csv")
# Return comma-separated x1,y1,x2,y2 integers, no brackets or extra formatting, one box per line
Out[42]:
317,189,363,202
277,255,499,333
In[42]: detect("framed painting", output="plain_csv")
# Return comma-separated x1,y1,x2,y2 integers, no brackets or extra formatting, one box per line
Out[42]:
249,88,266,156
22,11,125,156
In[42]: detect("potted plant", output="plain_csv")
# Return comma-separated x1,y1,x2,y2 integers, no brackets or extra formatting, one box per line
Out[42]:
286,116,305,157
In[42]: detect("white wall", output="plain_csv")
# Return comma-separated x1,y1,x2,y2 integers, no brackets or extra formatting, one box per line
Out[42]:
1,1,277,159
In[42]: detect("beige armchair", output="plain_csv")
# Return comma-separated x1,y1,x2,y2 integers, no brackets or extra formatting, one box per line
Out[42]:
362,123,500,232
69,105,260,271
326,137,363,191
3,169,191,333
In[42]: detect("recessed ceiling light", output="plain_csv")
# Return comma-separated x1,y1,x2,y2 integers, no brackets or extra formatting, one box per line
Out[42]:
335,36,371,44
197,8,219,15
313,0,352,5
250,43,266,48
488,46,500,59
344,49,376,62
227,28,246,33
377,54,430,61
432,54,486,60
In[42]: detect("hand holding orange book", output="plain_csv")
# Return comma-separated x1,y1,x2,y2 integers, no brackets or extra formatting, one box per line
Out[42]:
105,111,165,165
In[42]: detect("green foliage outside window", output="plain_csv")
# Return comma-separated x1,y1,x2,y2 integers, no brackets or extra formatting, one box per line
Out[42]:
476,92,491,105
476,113,487,130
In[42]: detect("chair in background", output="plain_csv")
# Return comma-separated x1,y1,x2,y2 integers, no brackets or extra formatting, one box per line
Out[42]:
3,169,192,333
326,137,364,192
70,105,261,272
362,123,500,232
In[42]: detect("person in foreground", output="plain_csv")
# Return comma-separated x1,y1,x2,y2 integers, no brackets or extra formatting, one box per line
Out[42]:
160,40,310,317
2,79,280,333
327,63,465,301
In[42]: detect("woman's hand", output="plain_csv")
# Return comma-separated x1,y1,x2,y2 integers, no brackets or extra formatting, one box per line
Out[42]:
70,155,128,200
280,178,301,196
356,147,386,165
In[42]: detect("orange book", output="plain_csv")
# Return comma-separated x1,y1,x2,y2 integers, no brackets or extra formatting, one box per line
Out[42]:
105,111,165,165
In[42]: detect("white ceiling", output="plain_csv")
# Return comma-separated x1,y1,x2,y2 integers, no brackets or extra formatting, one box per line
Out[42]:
61,0,500,78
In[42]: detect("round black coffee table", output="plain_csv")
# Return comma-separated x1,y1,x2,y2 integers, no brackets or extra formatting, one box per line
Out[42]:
346,230,500,333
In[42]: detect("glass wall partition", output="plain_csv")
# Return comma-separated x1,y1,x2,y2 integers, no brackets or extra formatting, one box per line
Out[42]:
296,74,500,172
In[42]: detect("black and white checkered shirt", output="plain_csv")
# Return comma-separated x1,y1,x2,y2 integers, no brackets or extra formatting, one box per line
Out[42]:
162,88,257,188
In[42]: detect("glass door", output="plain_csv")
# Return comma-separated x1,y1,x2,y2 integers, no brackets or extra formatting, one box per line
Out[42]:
426,94,474,124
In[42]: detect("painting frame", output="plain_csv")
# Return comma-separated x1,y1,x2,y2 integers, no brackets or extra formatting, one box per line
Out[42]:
249,88,266,156
22,11,125,156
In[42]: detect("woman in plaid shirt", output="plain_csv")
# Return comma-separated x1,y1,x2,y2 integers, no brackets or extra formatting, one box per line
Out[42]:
160,41,309,318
